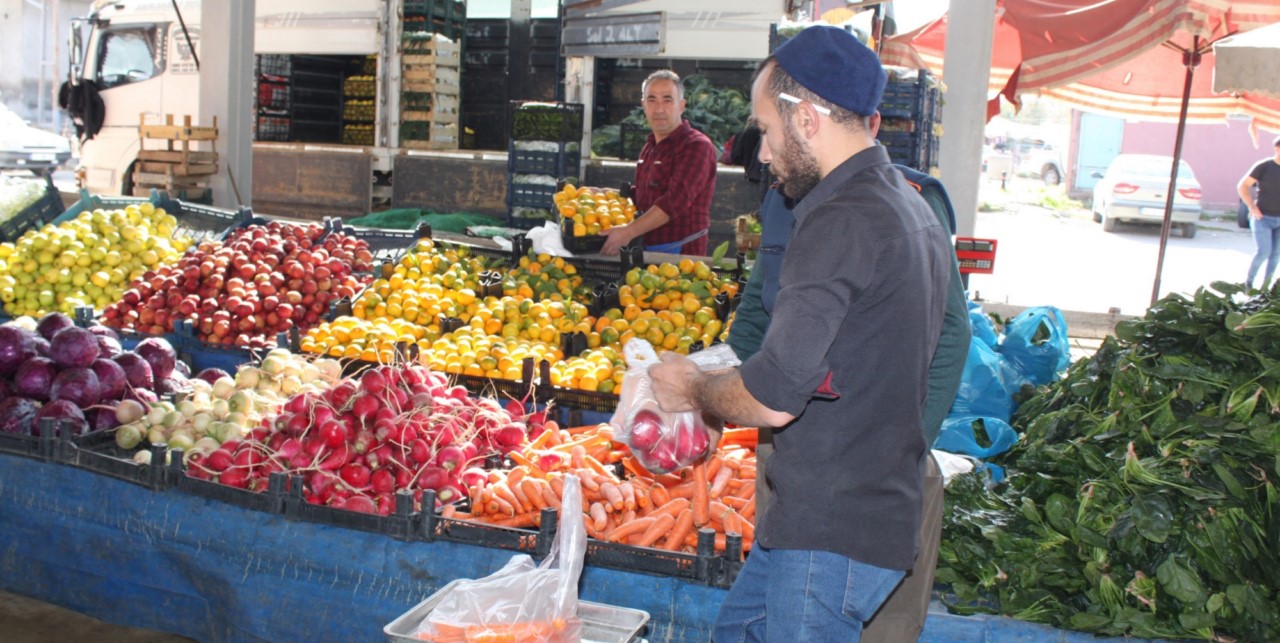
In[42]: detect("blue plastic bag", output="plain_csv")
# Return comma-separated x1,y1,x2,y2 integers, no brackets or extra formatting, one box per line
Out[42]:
950,337,1026,421
998,306,1070,386
935,415,1019,459
968,300,1000,349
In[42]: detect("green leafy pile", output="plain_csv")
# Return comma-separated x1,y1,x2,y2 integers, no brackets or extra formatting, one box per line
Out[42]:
939,282,1280,641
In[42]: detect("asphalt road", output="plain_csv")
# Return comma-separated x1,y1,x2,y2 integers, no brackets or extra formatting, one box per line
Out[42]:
964,180,1256,317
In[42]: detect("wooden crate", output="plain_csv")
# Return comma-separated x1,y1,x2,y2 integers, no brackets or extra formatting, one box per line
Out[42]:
736,214,761,252
135,114,218,196
403,78,460,94
402,139,458,150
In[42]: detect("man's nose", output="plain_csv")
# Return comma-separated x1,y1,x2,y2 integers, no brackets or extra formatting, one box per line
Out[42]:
757,144,772,164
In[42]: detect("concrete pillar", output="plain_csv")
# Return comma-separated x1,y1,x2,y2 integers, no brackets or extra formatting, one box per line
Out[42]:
563,56,595,182
199,0,255,208
937,0,996,237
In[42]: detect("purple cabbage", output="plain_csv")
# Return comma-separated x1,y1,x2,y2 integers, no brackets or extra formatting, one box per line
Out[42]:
134,337,176,380
0,325,35,376
91,358,127,400
13,357,57,401
113,353,154,391
0,397,40,435
36,313,75,341
50,367,102,407
49,326,100,369
34,400,87,437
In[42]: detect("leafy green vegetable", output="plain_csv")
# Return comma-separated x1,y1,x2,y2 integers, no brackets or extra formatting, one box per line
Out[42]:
940,282,1280,641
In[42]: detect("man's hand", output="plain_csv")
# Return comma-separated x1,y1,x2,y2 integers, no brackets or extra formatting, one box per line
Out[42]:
649,351,700,413
598,226,635,255
1252,205,1265,220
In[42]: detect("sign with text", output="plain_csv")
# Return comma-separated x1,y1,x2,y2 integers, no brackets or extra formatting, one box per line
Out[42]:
562,12,665,57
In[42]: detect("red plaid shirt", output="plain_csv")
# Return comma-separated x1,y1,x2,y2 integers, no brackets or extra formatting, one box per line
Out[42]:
635,120,719,255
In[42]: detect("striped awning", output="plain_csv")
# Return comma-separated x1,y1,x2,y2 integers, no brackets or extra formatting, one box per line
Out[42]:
880,0,1280,133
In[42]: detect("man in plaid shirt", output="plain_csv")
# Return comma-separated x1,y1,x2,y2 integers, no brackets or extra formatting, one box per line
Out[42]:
600,70,719,256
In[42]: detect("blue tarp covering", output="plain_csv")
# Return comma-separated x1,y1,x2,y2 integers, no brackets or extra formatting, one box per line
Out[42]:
0,454,1178,643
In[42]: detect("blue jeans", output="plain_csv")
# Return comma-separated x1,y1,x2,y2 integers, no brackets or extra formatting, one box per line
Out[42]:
644,240,685,254
1248,215,1280,288
713,546,906,642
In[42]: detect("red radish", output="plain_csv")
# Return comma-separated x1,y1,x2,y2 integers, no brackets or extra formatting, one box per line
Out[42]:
375,493,395,516
328,381,357,408
319,420,348,448
370,468,396,494
408,438,432,464
493,422,527,449
274,437,301,460
360,369,387,396
432,445,466,472
205,449,234,472
352,430,374,453
365,443,394,469
535,451,564,472
459,467,488,489
436,482,466,505
416,466,448,491
629,409,664,451
285,413,310,436
319,444,351,471
219,467,250,489
336,494,377,514
352,394,379,422
303,437,325,457
340,462,371,488
394,467,413,489
288,451,313,470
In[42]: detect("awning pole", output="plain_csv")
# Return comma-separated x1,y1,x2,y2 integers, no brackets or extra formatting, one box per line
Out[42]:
1151,44,1199,308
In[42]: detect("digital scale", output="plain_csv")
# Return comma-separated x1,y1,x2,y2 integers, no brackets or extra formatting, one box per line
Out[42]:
955,237,998,274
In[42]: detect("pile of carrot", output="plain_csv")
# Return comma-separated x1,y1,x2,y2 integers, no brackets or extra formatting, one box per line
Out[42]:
438,424,760,557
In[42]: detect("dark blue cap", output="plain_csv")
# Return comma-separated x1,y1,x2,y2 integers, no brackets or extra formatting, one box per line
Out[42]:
773,25,887,117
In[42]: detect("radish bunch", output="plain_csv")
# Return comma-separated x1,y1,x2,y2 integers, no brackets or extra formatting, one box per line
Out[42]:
188,362,550,515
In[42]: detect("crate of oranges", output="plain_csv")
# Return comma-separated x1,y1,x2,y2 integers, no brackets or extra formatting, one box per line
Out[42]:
554,183,637,255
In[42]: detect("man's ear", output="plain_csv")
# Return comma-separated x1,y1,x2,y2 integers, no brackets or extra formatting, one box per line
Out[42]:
800,104,821,140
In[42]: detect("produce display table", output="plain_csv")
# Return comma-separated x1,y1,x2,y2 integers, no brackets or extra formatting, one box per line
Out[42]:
0,453,1174,643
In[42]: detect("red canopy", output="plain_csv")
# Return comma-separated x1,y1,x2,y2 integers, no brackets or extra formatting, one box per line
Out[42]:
881,0,1280,132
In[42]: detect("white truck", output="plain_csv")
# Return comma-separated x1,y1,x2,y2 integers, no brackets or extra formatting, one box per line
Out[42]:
65,0,461,217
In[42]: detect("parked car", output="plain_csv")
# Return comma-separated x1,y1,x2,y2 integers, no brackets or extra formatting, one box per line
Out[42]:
0,104,72,175
1091,154,1202,238
1015,141,1065,186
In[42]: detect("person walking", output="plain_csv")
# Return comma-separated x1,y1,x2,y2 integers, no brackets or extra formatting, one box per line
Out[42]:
599,70,719,256
1239,136,1280,289
648,26,953,641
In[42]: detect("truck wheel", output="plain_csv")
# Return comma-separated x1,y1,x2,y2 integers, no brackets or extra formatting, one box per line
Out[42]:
1181,223,1197,239
1042,165,1062,186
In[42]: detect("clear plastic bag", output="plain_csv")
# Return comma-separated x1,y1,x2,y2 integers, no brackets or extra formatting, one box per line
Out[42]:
415,475,586,642
609,340,739,474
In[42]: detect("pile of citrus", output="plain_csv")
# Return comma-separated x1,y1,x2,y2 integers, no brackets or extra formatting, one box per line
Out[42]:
503,251,590,303
554,184,637,237
0,203,189,316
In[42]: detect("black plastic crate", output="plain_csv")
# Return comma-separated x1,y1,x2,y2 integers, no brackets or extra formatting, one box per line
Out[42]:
283,477,419,539
423,512,542,553
0,175,64,243
0,429,52,460
171,318,260,373
561,219,607,255
66,433,169,489
153,194,255,244
173,465,289,514
508,233,641,285
619,123,650,161
508,101,584,143
877,129,932,172
880,72,935,120
584,539,701,580
323,218,430,267
506,177,558,209
508,141,582,177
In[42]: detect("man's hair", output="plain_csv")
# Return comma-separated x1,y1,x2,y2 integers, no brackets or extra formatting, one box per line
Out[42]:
642,69,684,102
754,57,868,132
1274,135,1280,147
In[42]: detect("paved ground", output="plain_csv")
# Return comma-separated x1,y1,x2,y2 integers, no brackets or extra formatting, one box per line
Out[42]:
0,589,192,642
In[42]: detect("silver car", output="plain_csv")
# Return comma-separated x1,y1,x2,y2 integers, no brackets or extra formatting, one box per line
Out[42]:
1091,154,1202,238
0,104,72,175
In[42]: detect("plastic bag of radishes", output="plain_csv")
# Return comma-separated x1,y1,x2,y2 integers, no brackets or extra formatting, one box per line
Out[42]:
609,340,740,474
415,474,586,642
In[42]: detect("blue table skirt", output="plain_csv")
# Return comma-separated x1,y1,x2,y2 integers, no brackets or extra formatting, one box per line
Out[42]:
0,454,1174,642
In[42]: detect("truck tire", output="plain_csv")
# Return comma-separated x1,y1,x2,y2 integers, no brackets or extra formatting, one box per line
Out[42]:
1042,165,1062,186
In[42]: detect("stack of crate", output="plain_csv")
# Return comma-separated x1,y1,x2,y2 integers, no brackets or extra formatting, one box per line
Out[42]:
135,114,218,203
342,68,377,146
400,32,460,150
875,68,944,175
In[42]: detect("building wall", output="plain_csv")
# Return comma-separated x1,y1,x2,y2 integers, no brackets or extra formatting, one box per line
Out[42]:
0,0,93,129
1120,119,1280,212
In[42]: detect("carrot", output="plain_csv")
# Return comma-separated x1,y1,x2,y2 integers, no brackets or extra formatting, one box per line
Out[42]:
583,454,614,478
478,487,495,515
589,501,608,532
488,494,515,517
667,480,698,499
709,463,734,498
600,482,624,511
691,460,710,527
719,427,759,447
489,511,539,529
662,508,695,551
622,456,651,480
564,423,603,435
606,516,656,543
440,504,457,518
722,495,751,511
522,478,547,511
528,425,557,450
508,478,533,513
737,465,757,479
655,472,686,487
548,475,566,498
648,497,691,519
629,477,653,508
618,481,637,511
706,454,723,481
492,483,522,515
506,451,546,477
538,480,561,510
649,484,671,506
633,512,676,548
740,493,757,520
